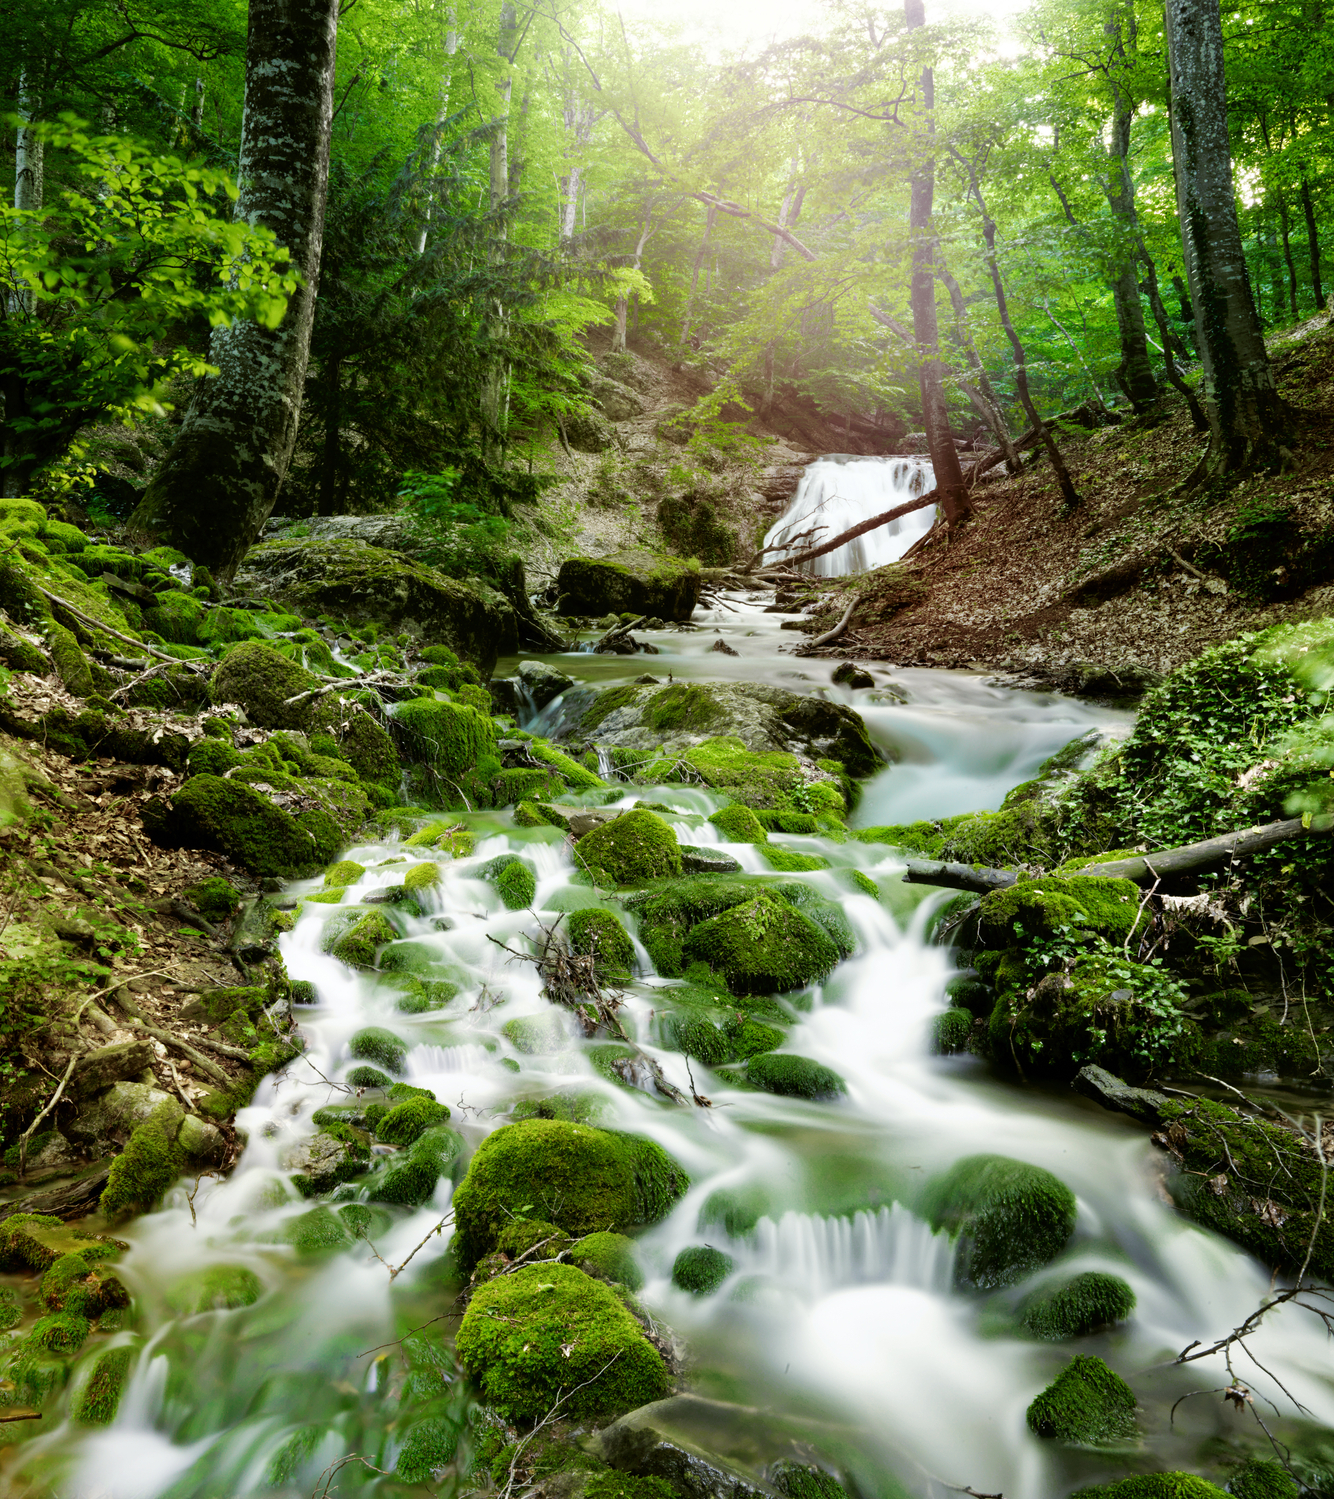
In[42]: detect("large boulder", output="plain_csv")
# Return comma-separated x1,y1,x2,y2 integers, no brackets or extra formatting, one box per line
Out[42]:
233,539,517,673
555,549,700,622
210,642,320,730
146,773,343,878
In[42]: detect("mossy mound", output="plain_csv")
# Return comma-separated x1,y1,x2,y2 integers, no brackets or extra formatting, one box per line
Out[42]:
328,909,398,968
735,1052,847,1101
708,804,768,844
99,1101,189,1220
210,642,320,729
325,859,366,888
166,1264,263,1314
672,1244,733,1294
345,1064,392,1088
368,1125,464,1206
683,892,841,995
566,907,636,979
699,1184,774,1237
476,852,537,909
348,1027,407,1073
570,1231,643,1291
71,1343,135,1425
1026,1354,1137,1443
394,696,498,788
451,1118,688,1269
978,876,1146,947
555,551,700,622
1074,1478,1229,1499
279,1207,354,1255
1225,1459,1299,1499
575,810,682,887
39,1251,129,1319
932,1008,974,1054
921,1154,1077,1291
155,774,343,879
457,1263,670,1419
375,1094,450,1145
1018,1272,1136,1340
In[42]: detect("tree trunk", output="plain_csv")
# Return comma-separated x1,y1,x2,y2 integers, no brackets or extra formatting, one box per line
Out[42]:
939,268,1021,470
480,2,518,460
8,72,43,325
1277,193,1300,321
128,0,340,576
318,355,341,515
416,9,458,255
1104,57,1159,412
680,204,716,347
1139,253,1209,429
1300,176,1325,308
1163,0,1291,473
904,0,972,527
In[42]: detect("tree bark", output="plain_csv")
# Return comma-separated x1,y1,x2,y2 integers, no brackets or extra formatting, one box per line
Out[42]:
905,0,972,527
1140,254,1209,429
128,0,340,576
1164,0,1291,473
480,1,519,460
1277,193,1300,321
938,268,1021,470
680,204,716,348
416,8,458,256
1300,176,1325,308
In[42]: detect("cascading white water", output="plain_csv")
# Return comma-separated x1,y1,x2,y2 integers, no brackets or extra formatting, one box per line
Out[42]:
11,594,1334,1499
761,454,937,577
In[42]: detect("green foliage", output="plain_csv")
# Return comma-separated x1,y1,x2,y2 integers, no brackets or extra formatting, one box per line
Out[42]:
398,470,514,579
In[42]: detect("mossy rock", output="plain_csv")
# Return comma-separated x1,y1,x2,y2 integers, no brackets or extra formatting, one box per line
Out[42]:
769,1463,849,1499
476,852,537,909
279,1207,353,1255
921,1154,1076,1291
457,1263,670,1419
99,1101,188,1221
71,1343,135,1425
0,1215,127,1274
566,908,635,979
735,1053,847,1101
26,1310,91,1355
570,1231,643,1291
1018,1272,1136,1340
451,1118,688,1270
329,910,398,968
759,847,830,873
387,975,459,1014
668,736,850,812
404,860,440,891
1224,1460,1299,1499
375,1094,450,1146
345,1064,392,1088
699,1184,773,1237
683,892,841,995
1074,1478,1229,1499
932,1008,974,1055
166,1264,263,1314
348,1026,408,1073
367,1125,465,1206
325,859,366,888
978,876,1146,948
555,551,700,622
210,642,320,730
575,809,681,887
1026,1353,1137,1443
38,1251,129,1319
708,804,768,844
503,1012,572,1055
672,1244,733,1294
158,774,342,879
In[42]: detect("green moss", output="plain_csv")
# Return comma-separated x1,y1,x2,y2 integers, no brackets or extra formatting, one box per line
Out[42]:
325,859,366,887
699,1185,773,1237
210,642,320,729
100,1101,186,1221
921,1154,1076,1291
476,852,537,909
932,1008,974,1055
329,910,398,968
672,1244,733,1294
280,1207,353,1255
388,976,458,1013
1018,1272,1136,1340
458,1262,669,1419
164,774,342,878
683,892,841,995
1075,1478,1229,1499
71,1344,134,1425
978,876,1146,947
504,1012,571,1054
375,1095,450,1145
183,875,242,921
759,847,830,873
570,1231,643,1291
581,684,641,733
143,588,207,645
708,804,769,844
394,696,498,805
575,809,681,887
309,702,399,792
368,1125,465,1206
348,1026,407,1073
166,1264,263,1314
1025,1353,1137,1442
770,1462,849,1499
39,1252,129,1319
345,1064,392,1088
27,1311,91,1355
566,908,635,979
511,1090,609,1126
48,623,96,696
741,1053,847,1100
451,1118,688,1269
1226,1460,1299,1499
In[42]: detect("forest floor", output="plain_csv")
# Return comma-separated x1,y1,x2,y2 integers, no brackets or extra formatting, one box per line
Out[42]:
793,311,1334,691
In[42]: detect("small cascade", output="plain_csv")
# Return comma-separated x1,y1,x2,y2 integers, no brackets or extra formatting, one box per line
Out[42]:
762,454,936,577
733,1205,953,1299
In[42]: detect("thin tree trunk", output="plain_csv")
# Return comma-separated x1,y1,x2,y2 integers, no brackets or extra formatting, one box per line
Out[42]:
680,204,716,347
612,211,655,354
191,76,205,132
318,356,341,515
1139,252,1209,428
416,9,458,255
1163,0,1291,473
938,268,1021,470
1278,193,1300,321
9,72,43,326
1300,176,1325,307
959,155,1080,507
480,2,518,461
128,0,339,575
904,0,972,527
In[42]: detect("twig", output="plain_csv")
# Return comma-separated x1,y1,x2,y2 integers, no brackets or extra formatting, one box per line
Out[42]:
0,1412,41,1423
311,1453,394,1499
807,598,857,649
362,1213,455,1282
499,1353,625,1499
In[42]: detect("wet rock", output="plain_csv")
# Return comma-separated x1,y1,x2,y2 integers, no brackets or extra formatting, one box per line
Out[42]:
177,1115,225,1164
283,1129,368,1196
679,846,742,875
555,550,700,622
831,661,874,689
66,1041,156,1102
1072,1064,1171,1126
597,1400,772,1499
518,659,575,710
709,639,739,657
66,1082,176,1150
1026,1353,1137,1442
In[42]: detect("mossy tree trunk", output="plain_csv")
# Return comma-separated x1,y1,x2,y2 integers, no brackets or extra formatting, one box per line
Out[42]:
128,0,340,576
1164,0,1291,474
904,0,973,529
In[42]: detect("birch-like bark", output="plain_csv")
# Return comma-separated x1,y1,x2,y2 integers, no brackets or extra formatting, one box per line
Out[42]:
1164,0,1290,472
8,72,44,330
129,0,340,574
480,2,518,459
416,8,458,255
904,0,971,526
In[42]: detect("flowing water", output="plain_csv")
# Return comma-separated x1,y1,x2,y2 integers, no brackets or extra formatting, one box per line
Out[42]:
9,557,1334,1498
761,456,937,576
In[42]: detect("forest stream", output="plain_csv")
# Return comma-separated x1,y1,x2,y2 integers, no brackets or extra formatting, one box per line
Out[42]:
8,572,1331,1499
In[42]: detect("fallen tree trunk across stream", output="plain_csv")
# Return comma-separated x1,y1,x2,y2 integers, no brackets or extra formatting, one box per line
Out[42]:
901,814,1334,892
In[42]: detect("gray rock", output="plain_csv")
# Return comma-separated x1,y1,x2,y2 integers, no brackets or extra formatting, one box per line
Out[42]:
177,1114,225,1164
518,659,575,710
282,1130,366,1196
831,661,874,689
590,373,645,422
67,1040,156,1101
489,678,524,717
680,846,742,875
266,514,424,553
67,1082,178,1149
565,411,620,453
26,1132,78,1169
1073,1065,1171,1126
598,1401,771,1499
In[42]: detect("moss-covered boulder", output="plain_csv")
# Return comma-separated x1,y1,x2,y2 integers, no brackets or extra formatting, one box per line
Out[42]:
166,1264,263,1314
457,1263,670,1419
708,804,769,844
154,774,342,878
233,538,517,672
39,1251,129,1319
71,1343,135,1425
210,642,321,730
932,1008,974,1055
99,1100,189,1220
672,1244,733,1294
329,909,398,968
1026,1354,1137,1442
575,809,681,887
375,1093,450,1145
732,1053,847,1101
368,1125,464,1206
682,892,841,995
921,1154,1077,1291
348,1026,408,1073
475,852,537,909
1018,1272,1136,1340
451,1118,688,1269
977,876,1146,948
555,550,700,622
1074,1477,1229,1499
566,907,636,979
570,1231,643,1291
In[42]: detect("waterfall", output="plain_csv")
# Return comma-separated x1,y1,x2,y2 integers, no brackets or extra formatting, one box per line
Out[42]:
762,454,937,577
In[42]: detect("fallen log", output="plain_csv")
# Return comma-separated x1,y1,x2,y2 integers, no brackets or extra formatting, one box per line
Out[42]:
900,815,1334,892
747,491,939,573
0,1164,112,1223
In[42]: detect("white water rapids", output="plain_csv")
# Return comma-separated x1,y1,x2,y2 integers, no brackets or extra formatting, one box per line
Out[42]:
761,456,937,576
7,567,1334,1498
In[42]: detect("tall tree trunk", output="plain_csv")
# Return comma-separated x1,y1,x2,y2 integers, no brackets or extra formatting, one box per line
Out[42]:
480,2,518,460
680,204,716,347
904,0,971,527
938,268,1021,469
1278,193,1300,321
613,211,655,354
128,0,340,575
416,9,458,256
191,76,206,132
8,72,43,327
959,156,1080,507
318,355,341,515
1300,176,1325,308
1164,0,1290,473
1139,253,1209,428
